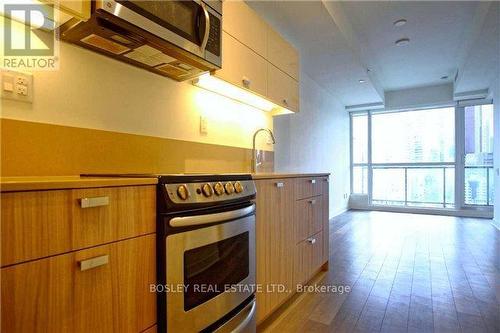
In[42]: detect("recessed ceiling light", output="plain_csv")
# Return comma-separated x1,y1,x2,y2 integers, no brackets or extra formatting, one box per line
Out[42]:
359,79,366,83
441,75,448,80
395,38,410,46
393,19,407,27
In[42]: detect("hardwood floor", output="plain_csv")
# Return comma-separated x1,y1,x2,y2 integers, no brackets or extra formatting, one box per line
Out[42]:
259,210,500,333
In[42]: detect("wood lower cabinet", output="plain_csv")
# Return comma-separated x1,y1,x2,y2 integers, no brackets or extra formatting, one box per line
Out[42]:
295,230,324,286
255,175,329,324
1,184,157,332
255,178,295,323
1,234,156,333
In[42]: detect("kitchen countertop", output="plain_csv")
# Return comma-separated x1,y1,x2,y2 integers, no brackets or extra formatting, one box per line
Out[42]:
251,172,330,179
0,176,158,192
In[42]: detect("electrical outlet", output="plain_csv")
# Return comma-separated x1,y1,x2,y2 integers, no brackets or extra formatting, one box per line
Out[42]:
1,70,33,103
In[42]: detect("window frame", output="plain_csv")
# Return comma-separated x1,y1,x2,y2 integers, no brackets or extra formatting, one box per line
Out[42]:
349,104,494,213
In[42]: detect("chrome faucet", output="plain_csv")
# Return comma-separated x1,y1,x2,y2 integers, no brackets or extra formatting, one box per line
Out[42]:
252,128,276,173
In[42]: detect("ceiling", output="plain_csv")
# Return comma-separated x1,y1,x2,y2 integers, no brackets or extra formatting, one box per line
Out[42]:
247,1,500,107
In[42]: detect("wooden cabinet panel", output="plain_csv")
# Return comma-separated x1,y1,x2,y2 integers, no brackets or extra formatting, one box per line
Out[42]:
295,197,323,243
222,1,268,58
255,178,295,323
321,178,330,264
294,231,323,287
309,230,324,275
295,177,323,200
215,32,267,97
1,235,156,333
267,64,299,112
71,185,156,249
1,186,155,266
1,190,73,266
267,27,299,80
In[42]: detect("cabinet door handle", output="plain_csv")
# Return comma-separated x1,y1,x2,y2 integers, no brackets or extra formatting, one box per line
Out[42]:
282,98,288,106
307,238,316,244
79,196,109,208
309,199,316,205
275,182,284,188
310,179,316,184
79,255,109,271
242,76,251,88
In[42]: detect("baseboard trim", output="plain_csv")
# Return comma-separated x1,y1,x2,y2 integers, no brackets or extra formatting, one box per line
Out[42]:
329,207,348,220
349,206,493,219
491,219,500,231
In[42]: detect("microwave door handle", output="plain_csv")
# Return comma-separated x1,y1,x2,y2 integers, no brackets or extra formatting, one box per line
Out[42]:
199,3,210,50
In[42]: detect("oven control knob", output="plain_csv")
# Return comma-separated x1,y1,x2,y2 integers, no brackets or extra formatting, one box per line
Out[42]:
177,184,190,200
234,181,244,193
202,183,213,197
224,182,235,194
213,182,224,196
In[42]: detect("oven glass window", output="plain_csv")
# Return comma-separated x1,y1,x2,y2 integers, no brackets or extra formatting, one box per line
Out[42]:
184,232,249,311
117,0,201,45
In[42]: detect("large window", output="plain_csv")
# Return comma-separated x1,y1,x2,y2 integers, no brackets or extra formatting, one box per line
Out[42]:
350,104,494,211
464,104,494,205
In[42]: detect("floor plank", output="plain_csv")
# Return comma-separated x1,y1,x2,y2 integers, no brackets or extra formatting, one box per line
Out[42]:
259,210,500,333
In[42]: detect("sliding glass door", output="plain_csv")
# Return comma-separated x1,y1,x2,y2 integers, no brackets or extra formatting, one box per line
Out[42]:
350,104,494,212
463,104,495,206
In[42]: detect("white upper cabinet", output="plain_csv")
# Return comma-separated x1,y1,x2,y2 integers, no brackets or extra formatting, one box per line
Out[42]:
267,27,299,81
222,1,268,58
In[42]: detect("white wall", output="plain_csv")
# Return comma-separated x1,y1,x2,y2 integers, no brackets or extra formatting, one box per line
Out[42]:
384,83,454,110
274,72,350,218
1,38,273,151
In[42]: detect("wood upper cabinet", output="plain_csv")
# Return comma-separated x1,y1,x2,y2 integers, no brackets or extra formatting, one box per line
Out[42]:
222,0,268,57
267,64,299,113
1,185,156,266
1,234,156,333
255,178,295,323
267,27,299,80
215,32,267,97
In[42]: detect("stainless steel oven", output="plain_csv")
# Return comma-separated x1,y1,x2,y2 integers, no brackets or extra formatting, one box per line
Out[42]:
153,174,257,332
166,203,256,332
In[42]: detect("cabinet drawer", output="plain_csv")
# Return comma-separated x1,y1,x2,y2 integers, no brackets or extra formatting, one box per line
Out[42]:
267,64,299,112
215,32,267,97
72,186,155,249
1,185,155,266
295,196,323,242
222,1,268,57
1,234,156,333
295,177,323,200
294,230,323,287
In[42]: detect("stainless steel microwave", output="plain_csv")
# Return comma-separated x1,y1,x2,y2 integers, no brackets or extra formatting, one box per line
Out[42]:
60,0,222,81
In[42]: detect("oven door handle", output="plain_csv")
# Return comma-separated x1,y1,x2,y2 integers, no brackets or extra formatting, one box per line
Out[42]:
170,204,255,227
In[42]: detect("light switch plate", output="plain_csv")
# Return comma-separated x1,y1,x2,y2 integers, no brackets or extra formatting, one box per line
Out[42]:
200,116,208,135
1,70,33,103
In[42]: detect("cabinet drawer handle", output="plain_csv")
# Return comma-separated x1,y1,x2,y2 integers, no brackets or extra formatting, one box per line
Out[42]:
242,76,251,88
276,182,284,188
282,98,288,106
309,199,316,205
310,179,316,184
79,196,109,208
307,238,316,244
79,255,109,271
